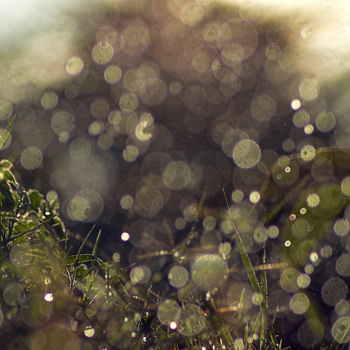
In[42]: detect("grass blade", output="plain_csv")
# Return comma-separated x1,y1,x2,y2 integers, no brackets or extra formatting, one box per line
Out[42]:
92,229,102,257
223,189,278,347
260,246,268,350
65,253,104,265
74,225,96,266
330,321,350,350
70,225,96,288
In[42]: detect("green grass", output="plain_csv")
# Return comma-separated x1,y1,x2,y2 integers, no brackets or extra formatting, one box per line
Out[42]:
0,156,344,349
0,161,289,349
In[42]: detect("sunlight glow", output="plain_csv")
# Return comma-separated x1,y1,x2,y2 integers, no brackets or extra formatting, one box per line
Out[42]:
121,232,130,241
44,292,54,302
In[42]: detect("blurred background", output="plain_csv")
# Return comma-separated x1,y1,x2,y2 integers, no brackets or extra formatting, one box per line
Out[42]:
1,0,350,347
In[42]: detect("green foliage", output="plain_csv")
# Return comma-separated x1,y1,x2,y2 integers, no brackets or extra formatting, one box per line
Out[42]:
0,159,294,349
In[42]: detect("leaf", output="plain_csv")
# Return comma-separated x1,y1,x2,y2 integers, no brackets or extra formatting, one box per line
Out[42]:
28,189,44,210
0,114,15,150
1,216,53,246
0,189,14,211
0,159,12,169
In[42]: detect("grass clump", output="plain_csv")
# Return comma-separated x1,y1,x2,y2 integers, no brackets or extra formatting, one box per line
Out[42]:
0,159,294,349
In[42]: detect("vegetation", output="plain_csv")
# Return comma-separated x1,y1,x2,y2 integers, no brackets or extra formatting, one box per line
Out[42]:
1,124,349,348
0,158,300,349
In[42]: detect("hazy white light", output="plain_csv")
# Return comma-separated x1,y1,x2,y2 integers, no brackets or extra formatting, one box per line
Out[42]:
121,232,130,241
44,292,54,302
84,325,95,338
222,0,350,82
0,0,82,42
284,240,292,247
291,99,301,110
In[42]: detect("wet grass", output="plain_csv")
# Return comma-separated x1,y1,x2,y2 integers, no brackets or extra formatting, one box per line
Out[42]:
0,161,290,349
0,157,345,349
